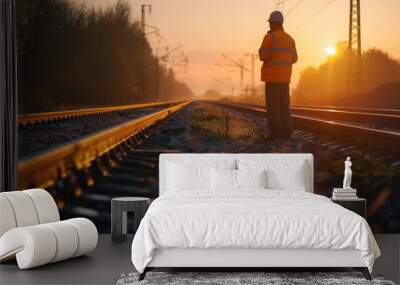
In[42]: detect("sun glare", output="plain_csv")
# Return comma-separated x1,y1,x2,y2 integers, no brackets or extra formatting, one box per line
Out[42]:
325,46,336,56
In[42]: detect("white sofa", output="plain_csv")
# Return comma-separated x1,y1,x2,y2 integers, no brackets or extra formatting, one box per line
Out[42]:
0,189,98,269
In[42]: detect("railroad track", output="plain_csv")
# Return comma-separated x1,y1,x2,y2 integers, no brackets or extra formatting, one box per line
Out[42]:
239,101,400,116
218,101,400,149
17,100,400,233
18,101,186,159
234,101,400,130
18,100,184,125
291,107,400,130
18,101,191,190
292,105,400,116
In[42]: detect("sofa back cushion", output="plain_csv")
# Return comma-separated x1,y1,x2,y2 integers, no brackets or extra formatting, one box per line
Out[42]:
0,189,60,238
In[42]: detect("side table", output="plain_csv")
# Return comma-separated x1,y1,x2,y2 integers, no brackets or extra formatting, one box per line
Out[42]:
111,197,151,242
331,197,366,218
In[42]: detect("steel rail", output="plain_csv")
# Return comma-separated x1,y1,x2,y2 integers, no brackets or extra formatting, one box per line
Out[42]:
17,101,192,189
18,100,185,125
215,101,400,148
224,101,400,129
292,105,400,115
231,101,400,115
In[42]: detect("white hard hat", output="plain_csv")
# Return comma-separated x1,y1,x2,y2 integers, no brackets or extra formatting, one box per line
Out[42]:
268,10,284,23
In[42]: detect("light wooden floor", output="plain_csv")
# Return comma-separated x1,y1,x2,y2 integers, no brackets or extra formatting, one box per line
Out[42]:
0,234,399,285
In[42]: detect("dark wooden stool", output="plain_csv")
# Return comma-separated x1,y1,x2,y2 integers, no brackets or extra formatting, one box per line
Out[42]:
111,197,150,242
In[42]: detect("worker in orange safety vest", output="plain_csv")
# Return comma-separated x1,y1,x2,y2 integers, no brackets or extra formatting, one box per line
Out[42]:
259,10,298,139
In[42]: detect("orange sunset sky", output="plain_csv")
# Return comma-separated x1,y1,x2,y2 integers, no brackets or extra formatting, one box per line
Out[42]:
81,0,400,94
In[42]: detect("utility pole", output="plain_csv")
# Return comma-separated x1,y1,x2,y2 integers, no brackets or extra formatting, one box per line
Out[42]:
139,4,152,100
140,4,151,100
156,44,182,98
141,4,152,33
348,0,361,94
183,60,188,82
155,48,160,100
219,54,251,98
245,53,256,99
239,59,244,97
168,57,188,82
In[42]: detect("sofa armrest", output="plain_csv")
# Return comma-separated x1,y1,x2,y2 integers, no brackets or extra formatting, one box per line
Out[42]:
0,226,57,268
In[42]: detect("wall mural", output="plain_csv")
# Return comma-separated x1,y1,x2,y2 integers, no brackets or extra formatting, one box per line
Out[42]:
17,0,400,233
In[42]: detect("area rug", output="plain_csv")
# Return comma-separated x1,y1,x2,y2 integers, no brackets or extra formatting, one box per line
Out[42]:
116,271,396,285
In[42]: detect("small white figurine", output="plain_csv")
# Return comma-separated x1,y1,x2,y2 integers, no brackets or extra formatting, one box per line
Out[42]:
343,157,353,189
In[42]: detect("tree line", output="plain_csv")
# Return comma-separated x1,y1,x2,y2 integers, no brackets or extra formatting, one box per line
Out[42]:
17,0,193,113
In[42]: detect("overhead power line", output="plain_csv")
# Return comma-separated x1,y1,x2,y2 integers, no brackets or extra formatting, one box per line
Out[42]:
285,0,305,17
294,0,336,31
276,0,286,11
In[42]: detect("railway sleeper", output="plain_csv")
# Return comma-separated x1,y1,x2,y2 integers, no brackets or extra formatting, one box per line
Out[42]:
107,165,158,176
118,158,157,168
94,173,157,186
90,183,156,197
124,153,160,162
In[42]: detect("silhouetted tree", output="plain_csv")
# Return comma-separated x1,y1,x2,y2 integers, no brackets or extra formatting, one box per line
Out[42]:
292,43,400,107
362,49,400,91
16,0,193,113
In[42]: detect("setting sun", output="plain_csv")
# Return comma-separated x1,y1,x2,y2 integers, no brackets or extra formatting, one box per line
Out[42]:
325,46,336,56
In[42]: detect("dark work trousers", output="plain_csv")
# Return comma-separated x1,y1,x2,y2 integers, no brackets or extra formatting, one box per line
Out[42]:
265,82,292,138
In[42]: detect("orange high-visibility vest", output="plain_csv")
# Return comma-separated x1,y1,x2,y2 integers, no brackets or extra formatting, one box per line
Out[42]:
259,29,298,83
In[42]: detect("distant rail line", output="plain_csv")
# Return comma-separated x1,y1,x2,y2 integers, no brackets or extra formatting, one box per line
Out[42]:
293,105,400,116
292,107,400,130
240,102,400,116
218,101,400,147
18,100,184,125
239,101,400,129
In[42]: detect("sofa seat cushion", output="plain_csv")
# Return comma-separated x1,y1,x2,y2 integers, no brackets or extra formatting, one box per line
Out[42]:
0,218,98,269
